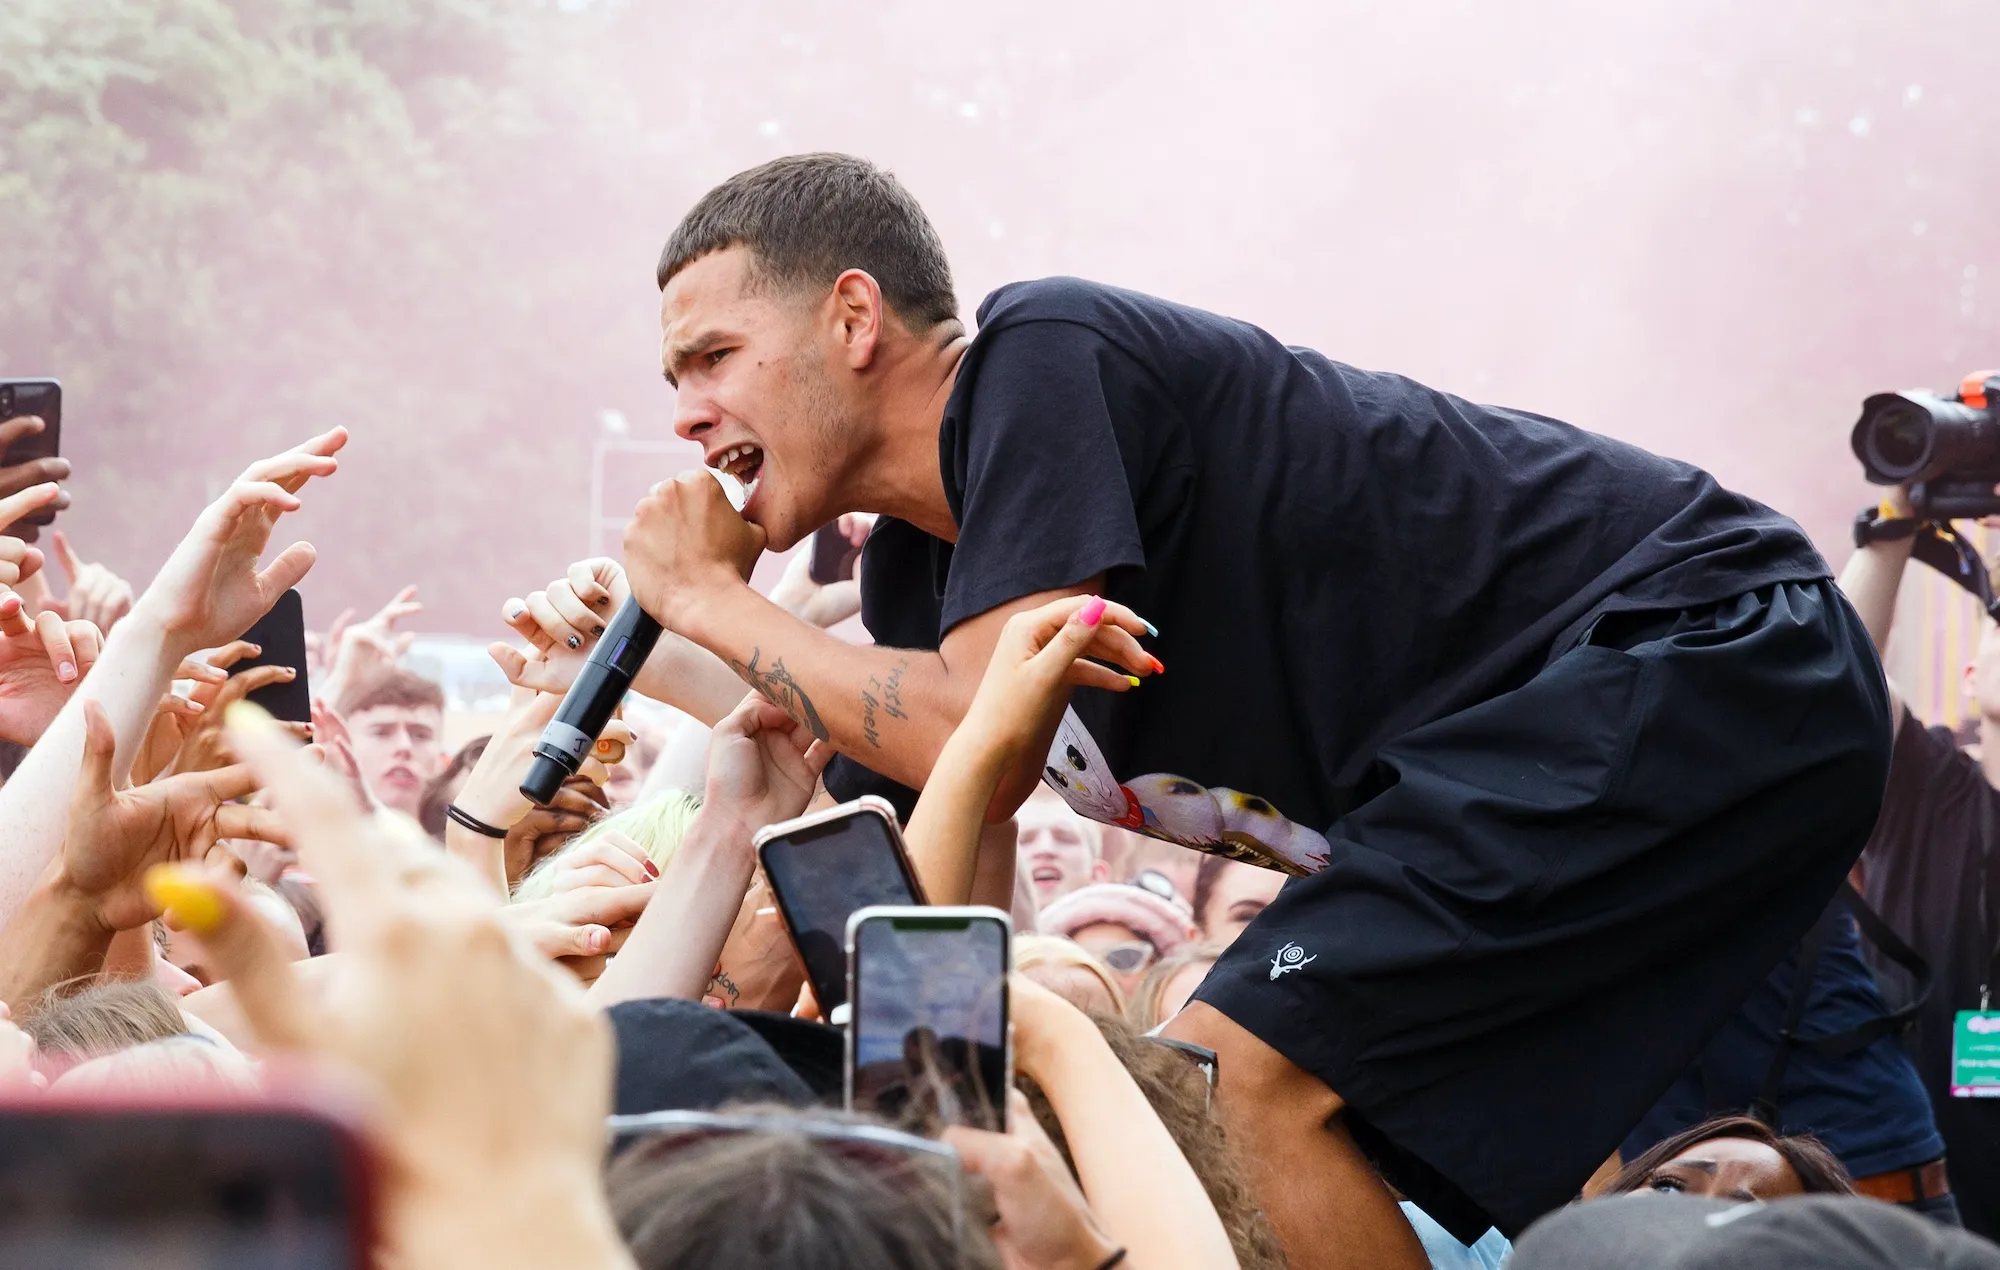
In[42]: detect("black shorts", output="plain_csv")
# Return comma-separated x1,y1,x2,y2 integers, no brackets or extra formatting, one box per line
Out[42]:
1194,579,1892,1241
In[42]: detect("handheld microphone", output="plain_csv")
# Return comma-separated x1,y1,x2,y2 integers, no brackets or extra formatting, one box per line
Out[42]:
519,597,662,805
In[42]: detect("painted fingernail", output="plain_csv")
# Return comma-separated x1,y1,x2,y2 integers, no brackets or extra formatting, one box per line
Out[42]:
643,858,660,878
1079,596,1106,626
144,864,226,935
281,666,295,679
1142,619,1160,637
1148,656,1165,675
1124,675,1142,687
593,624,605,636
506,601,525,619
57,662,75,682
566,635,581,650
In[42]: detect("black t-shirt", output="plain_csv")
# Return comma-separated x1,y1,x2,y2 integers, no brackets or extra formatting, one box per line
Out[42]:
1860,714,2000,1236
825,277,1827,874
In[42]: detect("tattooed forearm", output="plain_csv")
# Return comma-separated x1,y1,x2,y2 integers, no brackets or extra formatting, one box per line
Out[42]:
730,647,829,741
860,656,911,749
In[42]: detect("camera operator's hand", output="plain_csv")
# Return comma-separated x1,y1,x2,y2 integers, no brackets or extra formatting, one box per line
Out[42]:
623,471,765,630
56,701,289,934
0,416,71,542
130,428,344,658
49,531,135,633
149,705,633,1270
943,1088,1122,1270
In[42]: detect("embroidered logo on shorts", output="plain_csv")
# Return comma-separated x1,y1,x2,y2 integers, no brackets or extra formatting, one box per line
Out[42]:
1269,941,1316,980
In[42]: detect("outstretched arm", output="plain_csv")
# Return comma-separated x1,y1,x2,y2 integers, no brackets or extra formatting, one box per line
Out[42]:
1835,484,1915,729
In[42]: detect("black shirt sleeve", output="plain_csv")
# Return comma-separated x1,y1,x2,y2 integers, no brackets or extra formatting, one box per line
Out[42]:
937,319,1150,633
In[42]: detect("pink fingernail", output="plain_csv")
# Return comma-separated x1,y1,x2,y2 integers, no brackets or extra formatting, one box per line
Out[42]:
1078,596,1106,627
643,858,660,878
57,662,75,682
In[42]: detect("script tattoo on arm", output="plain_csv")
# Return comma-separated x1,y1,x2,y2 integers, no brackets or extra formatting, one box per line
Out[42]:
860,656,911,749
729,647,829,741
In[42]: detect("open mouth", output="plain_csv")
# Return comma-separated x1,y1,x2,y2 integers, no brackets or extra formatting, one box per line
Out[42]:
1031,866,1062,886
709,443,765,508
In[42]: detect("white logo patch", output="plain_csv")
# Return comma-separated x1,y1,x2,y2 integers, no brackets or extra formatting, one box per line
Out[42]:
1269,941,1316,980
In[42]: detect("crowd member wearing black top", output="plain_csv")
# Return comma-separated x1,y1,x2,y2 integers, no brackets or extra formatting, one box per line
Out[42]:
525,153,1890,1267
1838,481,2000,1237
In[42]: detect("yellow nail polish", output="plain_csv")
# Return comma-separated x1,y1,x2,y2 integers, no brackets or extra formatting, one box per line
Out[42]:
1124,675,1142,687
144,864,226,935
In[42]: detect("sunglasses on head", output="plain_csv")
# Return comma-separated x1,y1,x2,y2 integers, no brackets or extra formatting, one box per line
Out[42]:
1097,940,1158,974
606,1109,966,1253
1141,1037,1219,1110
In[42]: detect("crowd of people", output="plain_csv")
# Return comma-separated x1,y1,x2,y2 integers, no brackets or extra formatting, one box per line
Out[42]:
2,151,1999,1268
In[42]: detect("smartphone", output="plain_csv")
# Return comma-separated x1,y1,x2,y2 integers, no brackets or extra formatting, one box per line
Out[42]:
0,379,62,529
755,797,925,1015
846,905,1012,1132
234,589,312,724
808,521,864,586
0,1093,374,1269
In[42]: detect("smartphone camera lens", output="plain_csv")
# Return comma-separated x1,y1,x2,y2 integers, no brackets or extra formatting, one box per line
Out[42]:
0,386,12,414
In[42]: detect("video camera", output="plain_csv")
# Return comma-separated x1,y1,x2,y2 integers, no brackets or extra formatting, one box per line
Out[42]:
1852,370,2000,518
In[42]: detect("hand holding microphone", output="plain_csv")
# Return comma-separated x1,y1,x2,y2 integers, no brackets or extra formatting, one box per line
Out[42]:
519,597,662,805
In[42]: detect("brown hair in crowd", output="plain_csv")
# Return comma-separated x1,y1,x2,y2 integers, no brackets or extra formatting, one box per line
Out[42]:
1125,944,1223,1033
656,153,961,333
336,666,445,718
1604,1114,1854,1198
606,1105,990,1270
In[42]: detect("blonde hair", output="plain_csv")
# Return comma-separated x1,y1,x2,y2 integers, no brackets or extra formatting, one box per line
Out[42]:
1127,944,1224,1033
1013,934,1127,1016
512,790,702,902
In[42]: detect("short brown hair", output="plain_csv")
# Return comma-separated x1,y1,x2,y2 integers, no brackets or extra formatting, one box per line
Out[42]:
337,667,444,718
657,153,959,331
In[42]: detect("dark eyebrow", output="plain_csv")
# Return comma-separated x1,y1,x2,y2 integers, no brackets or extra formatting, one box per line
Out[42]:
662,330,726,390
1668,1159,1719,1175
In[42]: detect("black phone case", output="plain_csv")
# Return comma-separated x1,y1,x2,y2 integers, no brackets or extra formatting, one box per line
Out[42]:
0,380,61,526
808,522,865,586
234,590,312,723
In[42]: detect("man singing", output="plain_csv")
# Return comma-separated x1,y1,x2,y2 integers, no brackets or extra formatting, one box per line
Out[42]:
523,153,1890,1267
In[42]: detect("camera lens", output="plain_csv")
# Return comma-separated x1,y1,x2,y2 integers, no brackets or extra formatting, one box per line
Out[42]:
0,387,12,413
1870,402,1930,473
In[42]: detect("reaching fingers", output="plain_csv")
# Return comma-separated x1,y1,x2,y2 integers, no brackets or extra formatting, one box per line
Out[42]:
145,863,316,1052
0,592,28,639
0,537,41,589
486,642,562,695
559,880,657,930
502,597,557,654
33,609,77,683
213,802,293,848
65,619,102,677
553,837,655,890
525,590,585,653
237,428,346,493
49,528,81,581
0,481,59,537
175,656,230,685
157,692,205,719
565,558,619,612
546,579,605,637
251,542,317,603
371,584,420,626
78,699,118,797
202,640,261,674
215,664,297,711
0,416,43,455
223,702,403,915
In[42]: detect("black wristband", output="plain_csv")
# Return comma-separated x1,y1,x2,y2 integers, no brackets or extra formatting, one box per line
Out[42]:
445,803,509,839
1854,505,1921,548
1093,1250,1127,1270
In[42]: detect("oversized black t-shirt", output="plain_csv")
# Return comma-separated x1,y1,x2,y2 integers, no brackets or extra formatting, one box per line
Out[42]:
1859,714,2000,1236
824,277,1828,875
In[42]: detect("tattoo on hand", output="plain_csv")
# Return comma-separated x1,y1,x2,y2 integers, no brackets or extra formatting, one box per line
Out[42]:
706,968,741,1007
730,647,829,741
860,657,910,749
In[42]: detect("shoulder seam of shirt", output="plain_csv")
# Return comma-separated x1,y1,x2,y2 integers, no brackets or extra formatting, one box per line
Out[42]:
970,313,1188,415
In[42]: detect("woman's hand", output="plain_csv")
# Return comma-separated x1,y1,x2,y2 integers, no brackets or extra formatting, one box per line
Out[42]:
501,879,658,985
49,530,135,633
699,694,831,841
145,704,632,1269
955,595,1152,775
530,830,658,893
943,1089,1122,1270
0,592,103,745
130,428,344,657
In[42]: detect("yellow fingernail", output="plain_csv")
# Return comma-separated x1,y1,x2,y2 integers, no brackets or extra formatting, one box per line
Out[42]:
223,699,277,734
1124,675,1142,687
144,864,226,935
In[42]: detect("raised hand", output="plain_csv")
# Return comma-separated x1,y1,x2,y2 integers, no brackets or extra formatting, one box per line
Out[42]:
0,482,60,588
58,701,289,934
942,1089,1122,1270
700,694,831,839
318,584,420,709
959,595,1151,772
145,704,630,1268
0,592,104,744
0,416,71,542
49,530,135,632
133,427,345,656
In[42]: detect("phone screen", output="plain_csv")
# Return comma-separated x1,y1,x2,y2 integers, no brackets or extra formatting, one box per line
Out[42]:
761,809,920,1012
234,590,312,724
0,379,62,528
0,1107,365,1268
850,911,1010,1131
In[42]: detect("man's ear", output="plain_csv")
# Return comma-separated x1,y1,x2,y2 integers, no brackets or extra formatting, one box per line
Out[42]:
829,269,885,371
1091,859,1111,883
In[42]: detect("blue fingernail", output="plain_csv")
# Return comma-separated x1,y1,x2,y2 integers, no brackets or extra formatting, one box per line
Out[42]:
1143,619,1159,638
